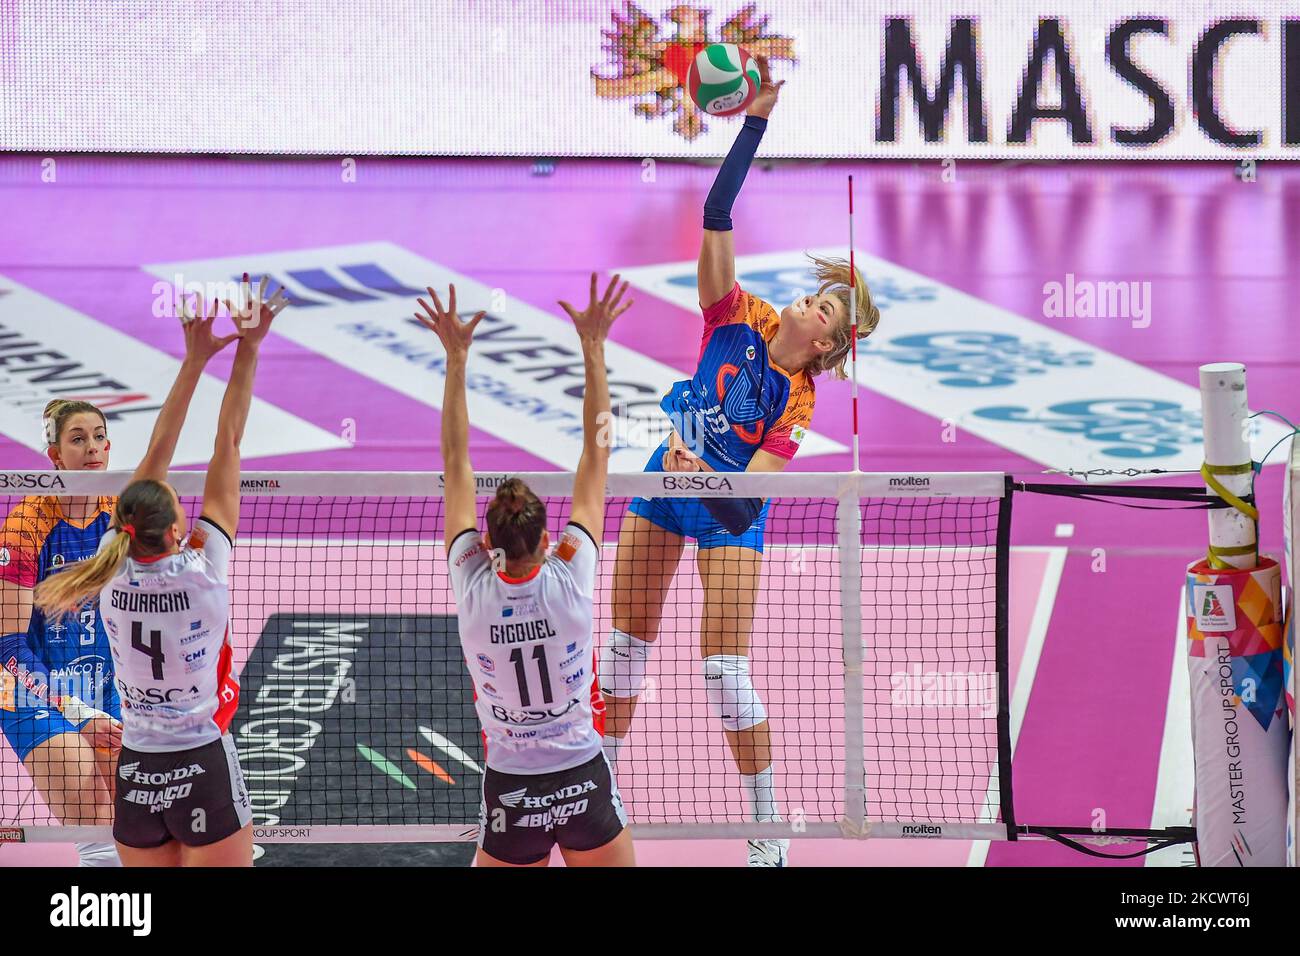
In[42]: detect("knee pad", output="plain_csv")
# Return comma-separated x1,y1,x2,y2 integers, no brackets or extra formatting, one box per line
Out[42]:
702,655,766,732
599,629,653,700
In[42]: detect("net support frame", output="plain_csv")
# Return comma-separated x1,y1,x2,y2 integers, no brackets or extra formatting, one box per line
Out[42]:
995,475,1018,840
836,476,867,837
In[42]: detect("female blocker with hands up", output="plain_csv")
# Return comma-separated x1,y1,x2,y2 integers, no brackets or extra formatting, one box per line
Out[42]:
420,277,637,867
35,276,289,867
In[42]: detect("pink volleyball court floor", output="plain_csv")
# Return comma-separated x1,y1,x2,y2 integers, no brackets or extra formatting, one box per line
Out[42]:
1,154,1296,865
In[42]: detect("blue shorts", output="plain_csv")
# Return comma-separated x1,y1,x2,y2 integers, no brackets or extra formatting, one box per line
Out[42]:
627,441,768,553
2,697,121,763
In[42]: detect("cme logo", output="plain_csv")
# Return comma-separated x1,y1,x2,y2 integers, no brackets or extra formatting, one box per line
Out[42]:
0,473,66,490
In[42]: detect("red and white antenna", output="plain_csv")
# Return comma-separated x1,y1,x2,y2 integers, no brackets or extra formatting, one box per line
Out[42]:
848,174,860,473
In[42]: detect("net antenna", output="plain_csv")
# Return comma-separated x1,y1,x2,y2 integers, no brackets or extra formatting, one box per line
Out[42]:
849,174,860,473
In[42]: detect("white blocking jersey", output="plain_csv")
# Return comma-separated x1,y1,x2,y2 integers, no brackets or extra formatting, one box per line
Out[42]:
98,517,239,753
449,522,603,775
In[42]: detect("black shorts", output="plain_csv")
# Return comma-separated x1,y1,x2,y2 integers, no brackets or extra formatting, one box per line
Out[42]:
478,751,627,865
114,735,253,849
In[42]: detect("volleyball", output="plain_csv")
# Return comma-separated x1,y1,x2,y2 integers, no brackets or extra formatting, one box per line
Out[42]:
686,43,761,117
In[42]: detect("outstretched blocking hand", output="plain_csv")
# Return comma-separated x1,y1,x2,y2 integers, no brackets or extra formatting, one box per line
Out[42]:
223,273,289,348
415,284,485,357
558,272,632,345
178,294,240,366
745,55,784,119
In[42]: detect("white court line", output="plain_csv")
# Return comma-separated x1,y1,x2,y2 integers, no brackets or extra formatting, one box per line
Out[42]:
1144,585,1196,867
966,546,1067,866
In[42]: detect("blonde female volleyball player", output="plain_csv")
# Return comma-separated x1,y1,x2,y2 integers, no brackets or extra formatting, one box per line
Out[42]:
598,58,881,867
1,399,122,866
35,277,286,867
419,276,634,867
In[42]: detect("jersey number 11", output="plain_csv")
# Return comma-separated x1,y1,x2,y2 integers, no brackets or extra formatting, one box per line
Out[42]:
509,645,553,707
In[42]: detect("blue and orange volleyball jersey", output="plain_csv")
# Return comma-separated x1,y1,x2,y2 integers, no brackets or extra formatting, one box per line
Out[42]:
659,282,815,472
0,495,117,712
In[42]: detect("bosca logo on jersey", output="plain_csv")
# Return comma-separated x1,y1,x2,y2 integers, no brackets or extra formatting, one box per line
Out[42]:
116,681,201,705
660,474,733,493
490,698,582,725
0,473,66,491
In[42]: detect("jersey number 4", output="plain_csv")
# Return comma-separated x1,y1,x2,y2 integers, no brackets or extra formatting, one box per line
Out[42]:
130,621,166,681
509,646,554,707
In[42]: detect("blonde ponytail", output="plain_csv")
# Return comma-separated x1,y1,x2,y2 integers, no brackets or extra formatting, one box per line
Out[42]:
804,254,881,380
35,477,178,618
34,531,130,618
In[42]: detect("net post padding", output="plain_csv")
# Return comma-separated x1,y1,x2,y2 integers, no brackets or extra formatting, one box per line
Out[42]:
1288,435,1299,865
1183,557,1290,874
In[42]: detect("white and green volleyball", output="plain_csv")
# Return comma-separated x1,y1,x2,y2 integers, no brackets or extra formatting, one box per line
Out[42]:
686,43,760,117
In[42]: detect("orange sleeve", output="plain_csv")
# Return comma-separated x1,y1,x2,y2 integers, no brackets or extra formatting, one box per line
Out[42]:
744,293,780,339
0,500,53,590
761,379,816,461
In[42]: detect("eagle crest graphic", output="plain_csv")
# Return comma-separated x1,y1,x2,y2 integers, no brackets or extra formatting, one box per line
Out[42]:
591,3,796,141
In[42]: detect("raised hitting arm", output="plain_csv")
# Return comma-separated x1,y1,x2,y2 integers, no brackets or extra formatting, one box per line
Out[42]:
559,274,633,535
415,285,485,551
697,56,784,309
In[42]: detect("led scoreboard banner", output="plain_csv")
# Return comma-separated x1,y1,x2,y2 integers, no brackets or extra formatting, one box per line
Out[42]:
1,1,1297,159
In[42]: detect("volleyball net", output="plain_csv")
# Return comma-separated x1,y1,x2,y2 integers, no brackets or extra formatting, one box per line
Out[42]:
1,469,1198,851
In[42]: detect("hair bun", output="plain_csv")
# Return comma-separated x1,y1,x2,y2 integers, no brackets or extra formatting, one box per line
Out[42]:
495,477,529,514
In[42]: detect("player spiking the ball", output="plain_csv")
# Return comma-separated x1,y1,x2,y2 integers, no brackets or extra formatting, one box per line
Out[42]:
598,56,882,867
